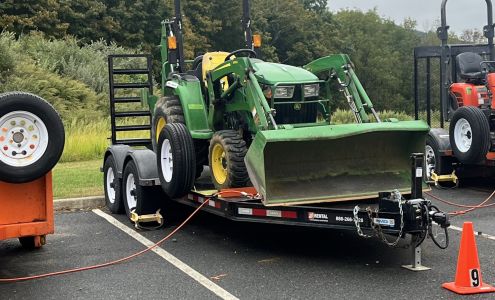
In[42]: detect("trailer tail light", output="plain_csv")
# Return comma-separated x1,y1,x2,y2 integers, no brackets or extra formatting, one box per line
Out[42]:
253,34,262,48
168,36,177,50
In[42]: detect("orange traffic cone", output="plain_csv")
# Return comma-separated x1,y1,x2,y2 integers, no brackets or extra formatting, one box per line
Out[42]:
442,222,495,294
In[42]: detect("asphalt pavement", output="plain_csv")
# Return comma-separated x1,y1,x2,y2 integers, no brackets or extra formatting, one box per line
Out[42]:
1,183,495,300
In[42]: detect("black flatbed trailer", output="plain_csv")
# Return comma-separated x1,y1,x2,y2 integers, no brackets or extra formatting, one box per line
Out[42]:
102,53,450,271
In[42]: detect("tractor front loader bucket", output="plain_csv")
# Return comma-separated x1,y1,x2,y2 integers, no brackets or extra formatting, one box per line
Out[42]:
245,121,429,206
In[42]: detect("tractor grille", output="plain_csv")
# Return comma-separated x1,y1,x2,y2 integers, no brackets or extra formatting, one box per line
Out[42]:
273,102,318,124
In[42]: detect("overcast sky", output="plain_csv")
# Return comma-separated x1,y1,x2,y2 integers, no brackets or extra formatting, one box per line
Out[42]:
329,0,491,33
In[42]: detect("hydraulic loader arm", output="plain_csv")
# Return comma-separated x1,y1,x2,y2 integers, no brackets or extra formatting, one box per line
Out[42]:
206,58,276,130
304,54,381,123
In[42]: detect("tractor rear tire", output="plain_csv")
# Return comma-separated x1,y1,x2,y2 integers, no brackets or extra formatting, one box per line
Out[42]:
157,123,196,198
0,92,65,183
208,130,249,190
122,160,162,220
103,155,124,214
449,106,490,164
424,135,453,182
152,96,207,178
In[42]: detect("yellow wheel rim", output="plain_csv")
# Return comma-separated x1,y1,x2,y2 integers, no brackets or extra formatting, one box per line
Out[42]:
211,143,227,185
156,117,166,143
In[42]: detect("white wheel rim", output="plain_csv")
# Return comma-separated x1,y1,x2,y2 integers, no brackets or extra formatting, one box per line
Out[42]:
106,167,116,204
125,173,137,210
160,139,173,182
454,118,472,153
0,111,49,167
425,145,436,179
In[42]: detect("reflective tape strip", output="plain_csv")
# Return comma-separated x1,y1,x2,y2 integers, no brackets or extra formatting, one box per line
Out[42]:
237,207,297,219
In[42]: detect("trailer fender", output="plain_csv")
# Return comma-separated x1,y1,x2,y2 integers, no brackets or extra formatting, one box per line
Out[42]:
124,149,159,186
104,145,132,179
428,128,451,155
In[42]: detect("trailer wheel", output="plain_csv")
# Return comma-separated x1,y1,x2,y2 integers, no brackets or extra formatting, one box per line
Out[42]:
0,92,64,183
449,106,490,164
152,96,207,178
157,123,196,198
103,155,124,214
122,160,161,219
425,135,453,181
209,130,249,190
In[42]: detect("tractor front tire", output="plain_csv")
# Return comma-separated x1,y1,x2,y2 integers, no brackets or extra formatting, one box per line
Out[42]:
449,106,490,164
208,130,249,190
0,92,65,183
157,123,196,198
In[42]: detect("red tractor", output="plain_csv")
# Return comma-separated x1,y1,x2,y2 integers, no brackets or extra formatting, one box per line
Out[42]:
414,0,495,184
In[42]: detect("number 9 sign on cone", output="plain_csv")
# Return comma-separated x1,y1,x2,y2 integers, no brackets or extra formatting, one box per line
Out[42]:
442,222,495,295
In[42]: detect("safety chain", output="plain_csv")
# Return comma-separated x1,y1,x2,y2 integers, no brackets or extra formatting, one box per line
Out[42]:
353,205,373,238
353,190,405,247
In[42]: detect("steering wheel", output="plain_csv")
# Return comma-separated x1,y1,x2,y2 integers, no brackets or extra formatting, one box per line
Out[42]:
224,49,257,61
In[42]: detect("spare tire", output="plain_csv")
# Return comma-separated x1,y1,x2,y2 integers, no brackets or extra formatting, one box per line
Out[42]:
0,92,65,183
449,106,490,164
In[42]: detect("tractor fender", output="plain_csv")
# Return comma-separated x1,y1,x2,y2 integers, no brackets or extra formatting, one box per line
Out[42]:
168,77,212,139
428,128,451,155
124,149,160,186
104,145,132,179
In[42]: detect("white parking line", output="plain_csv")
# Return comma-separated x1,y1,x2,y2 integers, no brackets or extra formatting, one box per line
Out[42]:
449,225,495,241
92,209,239,300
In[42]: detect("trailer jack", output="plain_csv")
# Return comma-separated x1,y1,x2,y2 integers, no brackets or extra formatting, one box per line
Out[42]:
130,209,164,230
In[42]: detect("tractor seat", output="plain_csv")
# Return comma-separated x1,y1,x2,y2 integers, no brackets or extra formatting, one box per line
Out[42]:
200,52,230,91
201,52,230,81
456,52,484,83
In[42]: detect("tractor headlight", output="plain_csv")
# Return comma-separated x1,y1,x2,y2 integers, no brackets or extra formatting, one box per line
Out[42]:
303,84,320,98
274,86,295,98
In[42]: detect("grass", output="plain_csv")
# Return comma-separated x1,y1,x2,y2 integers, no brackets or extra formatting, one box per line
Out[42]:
52,160,103,199
61,117,149,163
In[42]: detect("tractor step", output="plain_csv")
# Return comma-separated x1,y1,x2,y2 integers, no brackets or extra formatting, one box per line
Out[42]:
108,54,153,147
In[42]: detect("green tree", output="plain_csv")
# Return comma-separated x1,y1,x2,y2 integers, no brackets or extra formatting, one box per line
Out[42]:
0,0,68,38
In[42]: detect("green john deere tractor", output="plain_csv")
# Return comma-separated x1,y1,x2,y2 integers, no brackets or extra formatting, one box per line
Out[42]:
143,0,429,206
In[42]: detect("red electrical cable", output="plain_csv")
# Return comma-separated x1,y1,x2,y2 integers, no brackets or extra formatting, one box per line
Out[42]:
0,199,210,283
424,190,495,216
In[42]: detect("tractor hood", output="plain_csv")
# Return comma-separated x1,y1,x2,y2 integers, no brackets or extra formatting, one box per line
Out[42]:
251,60,319,85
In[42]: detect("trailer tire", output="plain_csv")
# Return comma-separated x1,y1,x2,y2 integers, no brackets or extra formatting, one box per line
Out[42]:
0,92,64,183
122,160,162,220
157,123,196,198
103,155,124,214
424,135,453,181
209,130,249,190
152,96,207,178
449,106,490,164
